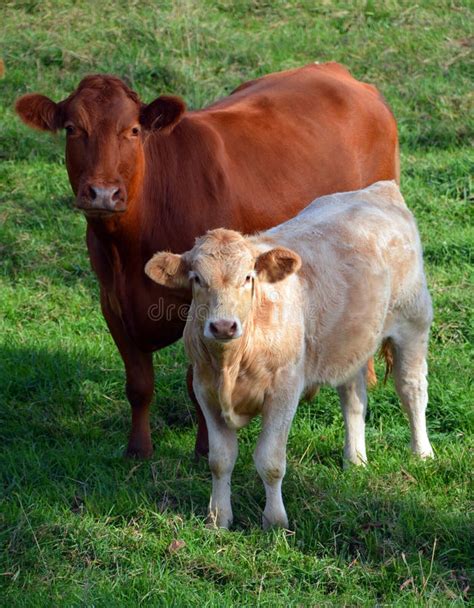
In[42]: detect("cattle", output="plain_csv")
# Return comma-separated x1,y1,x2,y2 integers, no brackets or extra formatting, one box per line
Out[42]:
15,63,398,460
145,181,434,529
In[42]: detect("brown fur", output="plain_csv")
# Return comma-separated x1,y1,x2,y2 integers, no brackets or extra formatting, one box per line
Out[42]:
380,337,395,384
15,64,399,458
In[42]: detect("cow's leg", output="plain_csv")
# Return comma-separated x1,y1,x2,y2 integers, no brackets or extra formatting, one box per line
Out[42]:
391,327,433,458
186,365,209,459
337,369,368,466
124,352,155,458
254,385,300,530
101,293,154,458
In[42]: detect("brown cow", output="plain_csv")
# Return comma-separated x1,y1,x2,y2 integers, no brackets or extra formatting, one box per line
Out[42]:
15,62,398,459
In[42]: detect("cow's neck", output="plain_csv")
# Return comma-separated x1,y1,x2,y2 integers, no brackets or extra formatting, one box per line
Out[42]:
141,117,230,253
85,204,142,281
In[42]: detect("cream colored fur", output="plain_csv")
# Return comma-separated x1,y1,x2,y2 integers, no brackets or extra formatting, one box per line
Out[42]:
145,180,434,529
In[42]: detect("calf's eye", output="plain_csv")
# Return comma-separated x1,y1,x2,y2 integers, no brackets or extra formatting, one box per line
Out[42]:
131,127,140,136
65,125,75,135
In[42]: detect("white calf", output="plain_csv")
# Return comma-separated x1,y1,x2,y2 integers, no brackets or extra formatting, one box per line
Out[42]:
145,181,434,529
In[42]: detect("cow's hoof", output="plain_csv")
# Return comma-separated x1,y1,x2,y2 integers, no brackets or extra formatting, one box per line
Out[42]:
193,448,209,463
194,442,209,461
124,443,154,459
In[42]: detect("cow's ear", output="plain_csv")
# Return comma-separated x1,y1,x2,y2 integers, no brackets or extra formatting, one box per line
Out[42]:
140,95,186,133
15,94,62,132
255,247,301,283
145,251,190,288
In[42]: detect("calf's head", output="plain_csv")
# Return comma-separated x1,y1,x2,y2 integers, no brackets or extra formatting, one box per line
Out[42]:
15,75,185,216
145,229,301,343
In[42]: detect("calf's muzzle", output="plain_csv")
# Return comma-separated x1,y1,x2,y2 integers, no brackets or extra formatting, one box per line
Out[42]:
206,319,241,341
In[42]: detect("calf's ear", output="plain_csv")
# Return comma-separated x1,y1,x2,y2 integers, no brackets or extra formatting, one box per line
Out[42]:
145,251,190,289
140,95,186,133
15,94,62,132
255,247,301,283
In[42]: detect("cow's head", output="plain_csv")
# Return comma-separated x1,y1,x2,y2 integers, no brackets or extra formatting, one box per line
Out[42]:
145,229,301,343
15,75,185,216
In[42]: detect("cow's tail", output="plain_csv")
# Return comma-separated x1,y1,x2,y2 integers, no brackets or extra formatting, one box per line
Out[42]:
366,357,377,387
380,337,394,384
366,339,394,387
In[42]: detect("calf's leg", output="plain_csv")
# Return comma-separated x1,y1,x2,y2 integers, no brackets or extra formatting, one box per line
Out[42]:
255,388,300,529
337,369,368,466
207,422,238,529
391,328,433,458
197,395,238,528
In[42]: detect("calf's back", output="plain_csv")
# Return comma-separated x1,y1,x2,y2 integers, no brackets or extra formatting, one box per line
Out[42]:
248,180,431,388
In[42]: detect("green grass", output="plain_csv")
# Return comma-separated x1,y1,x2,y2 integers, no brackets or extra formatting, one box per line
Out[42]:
1,1,473,605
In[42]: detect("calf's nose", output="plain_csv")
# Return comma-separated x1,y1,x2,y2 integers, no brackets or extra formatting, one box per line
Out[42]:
209,319,239,340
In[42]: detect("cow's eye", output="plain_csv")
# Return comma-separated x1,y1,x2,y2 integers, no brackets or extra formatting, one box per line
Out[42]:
131,127,140,136
245,274,252,284
65,124,75,135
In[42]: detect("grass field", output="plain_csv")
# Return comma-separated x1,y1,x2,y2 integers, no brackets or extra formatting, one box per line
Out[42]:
1,1,473,605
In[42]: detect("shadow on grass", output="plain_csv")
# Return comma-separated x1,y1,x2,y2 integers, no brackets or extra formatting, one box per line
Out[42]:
0,344,472,598
0,342,194,448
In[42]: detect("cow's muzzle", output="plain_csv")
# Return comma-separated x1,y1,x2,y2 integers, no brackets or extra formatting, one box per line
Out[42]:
76,184,127,214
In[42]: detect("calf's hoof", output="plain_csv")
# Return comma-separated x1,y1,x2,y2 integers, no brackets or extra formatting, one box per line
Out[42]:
343,451,367,469
206,510,232,530
262,510,289,531
413,446,434,460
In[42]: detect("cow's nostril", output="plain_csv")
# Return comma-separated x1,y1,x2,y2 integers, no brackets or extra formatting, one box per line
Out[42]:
89,186,97,200
112,188,121,201
230,322,237,334
209,322,218,335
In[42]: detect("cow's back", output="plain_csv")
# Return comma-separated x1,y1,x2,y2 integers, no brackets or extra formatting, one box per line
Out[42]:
182,63,398,234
